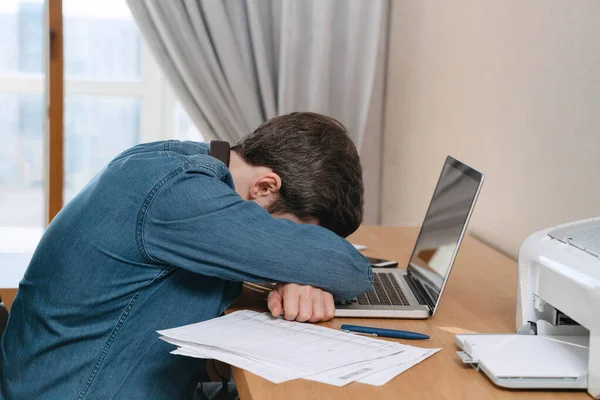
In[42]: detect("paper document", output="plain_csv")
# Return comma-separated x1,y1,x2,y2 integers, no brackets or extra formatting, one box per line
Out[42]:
158,310,439,386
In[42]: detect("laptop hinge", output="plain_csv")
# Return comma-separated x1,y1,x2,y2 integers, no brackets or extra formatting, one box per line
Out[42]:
405,272,435,313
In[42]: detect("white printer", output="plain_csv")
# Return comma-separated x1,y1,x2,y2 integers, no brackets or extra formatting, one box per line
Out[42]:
455,218,600,398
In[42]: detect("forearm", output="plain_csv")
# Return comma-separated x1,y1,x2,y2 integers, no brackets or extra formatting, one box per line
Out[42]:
144,171,373,299
228,222,373,299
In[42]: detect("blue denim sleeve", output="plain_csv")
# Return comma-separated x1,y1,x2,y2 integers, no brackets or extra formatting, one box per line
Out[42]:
141,165,373,300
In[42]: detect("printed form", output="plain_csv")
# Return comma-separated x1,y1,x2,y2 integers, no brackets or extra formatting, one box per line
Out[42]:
158,310,439,386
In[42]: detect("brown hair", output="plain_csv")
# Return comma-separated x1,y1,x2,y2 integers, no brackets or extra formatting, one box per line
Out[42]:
232,112,364,237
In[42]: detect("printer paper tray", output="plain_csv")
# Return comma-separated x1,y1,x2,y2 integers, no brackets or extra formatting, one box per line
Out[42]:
455,334,589,390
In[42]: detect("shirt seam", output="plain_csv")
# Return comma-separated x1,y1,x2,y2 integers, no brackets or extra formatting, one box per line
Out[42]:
136,165,187,264
74,266,174,400
135,156,228,264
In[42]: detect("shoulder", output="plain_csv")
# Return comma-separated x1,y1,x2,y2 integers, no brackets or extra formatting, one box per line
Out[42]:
99,141,234,209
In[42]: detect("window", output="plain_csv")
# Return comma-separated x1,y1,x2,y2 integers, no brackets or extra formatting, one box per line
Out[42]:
64,96,141,201
175,104,205,142
0,1,45,250
0,0,204,249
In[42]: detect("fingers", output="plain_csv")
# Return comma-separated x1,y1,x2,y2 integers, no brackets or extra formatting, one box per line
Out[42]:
309,290,335,322
308,290,325,323
324,292,336,321
282,284,300,321
272,283,336,323
267,287,283,318
296,287,314,322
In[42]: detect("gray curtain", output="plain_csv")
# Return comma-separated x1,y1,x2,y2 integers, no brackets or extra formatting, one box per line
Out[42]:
127,0,389,223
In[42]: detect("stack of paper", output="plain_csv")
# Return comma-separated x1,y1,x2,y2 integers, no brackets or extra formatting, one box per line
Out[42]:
158,310,439,386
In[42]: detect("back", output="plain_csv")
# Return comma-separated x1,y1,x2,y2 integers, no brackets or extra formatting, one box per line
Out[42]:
0,141,240,399
0,139,372,399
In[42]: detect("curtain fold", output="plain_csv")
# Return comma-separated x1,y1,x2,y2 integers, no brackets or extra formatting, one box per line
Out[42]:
127,0,389,223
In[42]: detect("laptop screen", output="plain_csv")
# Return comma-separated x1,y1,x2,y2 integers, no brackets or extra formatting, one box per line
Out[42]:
406,156,483,312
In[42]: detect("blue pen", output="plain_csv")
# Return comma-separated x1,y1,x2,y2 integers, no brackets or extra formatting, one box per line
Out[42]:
340,324,430,340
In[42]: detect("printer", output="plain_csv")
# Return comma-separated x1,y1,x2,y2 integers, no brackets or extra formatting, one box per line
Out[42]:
455,218,600,398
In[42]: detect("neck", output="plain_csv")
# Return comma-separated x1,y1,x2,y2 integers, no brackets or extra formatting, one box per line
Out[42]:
228,150,251,199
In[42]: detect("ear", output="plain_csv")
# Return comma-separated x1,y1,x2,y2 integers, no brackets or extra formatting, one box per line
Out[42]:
249,172,282,209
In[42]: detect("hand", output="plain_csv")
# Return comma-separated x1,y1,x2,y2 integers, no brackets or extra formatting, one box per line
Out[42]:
267,283,335,322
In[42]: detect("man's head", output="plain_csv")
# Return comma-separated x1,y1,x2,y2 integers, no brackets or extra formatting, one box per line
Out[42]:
228,112,364,237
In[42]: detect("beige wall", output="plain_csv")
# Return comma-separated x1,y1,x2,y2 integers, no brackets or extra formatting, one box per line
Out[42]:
382,0,600,258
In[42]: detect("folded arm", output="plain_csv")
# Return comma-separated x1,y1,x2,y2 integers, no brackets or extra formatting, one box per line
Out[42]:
142,166,373,300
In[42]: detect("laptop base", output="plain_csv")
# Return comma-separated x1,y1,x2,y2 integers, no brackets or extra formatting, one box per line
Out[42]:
334,307,430,319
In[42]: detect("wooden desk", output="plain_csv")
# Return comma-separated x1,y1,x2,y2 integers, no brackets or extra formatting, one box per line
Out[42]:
229,226,587,400
0,289,17,312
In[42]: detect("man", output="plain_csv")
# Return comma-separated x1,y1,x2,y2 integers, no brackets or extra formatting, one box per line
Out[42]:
0,112,373,399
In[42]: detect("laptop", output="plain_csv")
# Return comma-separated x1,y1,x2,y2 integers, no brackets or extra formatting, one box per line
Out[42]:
336,156,484,318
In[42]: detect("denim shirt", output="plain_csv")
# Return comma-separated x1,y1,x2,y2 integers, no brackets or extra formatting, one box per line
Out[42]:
0,141,373,399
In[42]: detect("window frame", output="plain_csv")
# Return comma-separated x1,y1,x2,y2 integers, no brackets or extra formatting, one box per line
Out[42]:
0,45,178,143
0,2,192,223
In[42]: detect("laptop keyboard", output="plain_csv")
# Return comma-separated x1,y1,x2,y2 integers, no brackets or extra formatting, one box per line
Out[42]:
356,273,410,306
